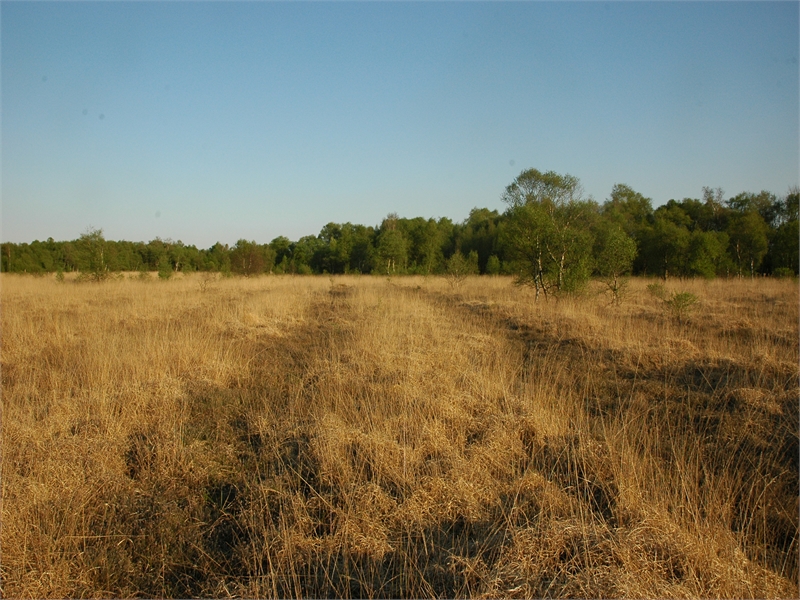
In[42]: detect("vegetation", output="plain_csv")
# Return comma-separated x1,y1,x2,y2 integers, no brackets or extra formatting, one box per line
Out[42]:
2,274,797,598
2,167,798,596
2,175,796,286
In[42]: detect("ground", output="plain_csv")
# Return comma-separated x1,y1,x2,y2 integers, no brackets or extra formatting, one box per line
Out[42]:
2,273,797,598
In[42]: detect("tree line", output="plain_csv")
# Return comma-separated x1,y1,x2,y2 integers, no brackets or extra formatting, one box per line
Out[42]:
3,169,797,286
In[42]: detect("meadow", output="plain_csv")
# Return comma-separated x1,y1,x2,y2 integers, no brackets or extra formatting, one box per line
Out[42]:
1,273,797,598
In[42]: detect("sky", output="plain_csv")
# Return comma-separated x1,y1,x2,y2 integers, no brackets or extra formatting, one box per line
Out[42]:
2,1,798,248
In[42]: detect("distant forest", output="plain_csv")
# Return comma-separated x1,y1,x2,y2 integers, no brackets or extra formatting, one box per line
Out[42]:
3,174,798,281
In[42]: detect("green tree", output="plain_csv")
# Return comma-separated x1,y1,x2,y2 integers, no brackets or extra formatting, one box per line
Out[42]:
157,255,173,280
402,217,445,274
205,242,230,272
1,243,12,272
502,169,595,298
444,251,478,288
603,184,654,236
270,236,292,274
764,187,799,275
700,187,730,231
78,228,111,282
485,255,501,275
727,210,769,278
346,224,376,274
459,208,503,273
376,214,408,275
291,236,323,274
639,208,691,279
728,190,781,228
596,225,637,302
601,184,654,275
687,230,729,278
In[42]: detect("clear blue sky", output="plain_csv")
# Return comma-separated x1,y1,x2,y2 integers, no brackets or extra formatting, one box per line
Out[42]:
2,1,798,248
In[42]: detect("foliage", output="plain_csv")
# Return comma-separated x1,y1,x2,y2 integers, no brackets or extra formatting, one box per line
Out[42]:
648,283,698,323
485,254,501,275
596,225,637,303
728,210,769,277
229,239,270,277
646,281,667,301
77,228,111,282
376,215,408,275
666,291,699,323
502,169,596,299
444,251,479,288
157,256,173,280
1,175,796,282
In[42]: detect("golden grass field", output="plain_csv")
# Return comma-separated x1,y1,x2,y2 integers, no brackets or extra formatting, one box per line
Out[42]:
2,273,798,598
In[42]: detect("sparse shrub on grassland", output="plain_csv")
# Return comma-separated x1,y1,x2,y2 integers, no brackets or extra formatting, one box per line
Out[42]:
666,291,698,323
198,271,217,292
1,275,796,598
647,281,667,300
648,282,699,323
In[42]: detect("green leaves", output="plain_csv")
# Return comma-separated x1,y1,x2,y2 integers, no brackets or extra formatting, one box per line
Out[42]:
502,169,595,298
78,227,111,282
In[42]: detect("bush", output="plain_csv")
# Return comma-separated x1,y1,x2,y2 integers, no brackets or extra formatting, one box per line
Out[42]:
648,283,698,323
666,292,698,323
647,282,667,301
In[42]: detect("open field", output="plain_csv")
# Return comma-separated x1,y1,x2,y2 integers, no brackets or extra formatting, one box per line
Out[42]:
1,273,798,598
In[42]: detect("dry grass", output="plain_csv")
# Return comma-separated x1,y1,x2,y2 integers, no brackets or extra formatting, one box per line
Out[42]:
2,273,797,598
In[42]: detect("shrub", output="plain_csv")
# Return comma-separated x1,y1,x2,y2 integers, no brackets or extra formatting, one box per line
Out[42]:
648,283,698,323
666,291,698,323
646,282,667,301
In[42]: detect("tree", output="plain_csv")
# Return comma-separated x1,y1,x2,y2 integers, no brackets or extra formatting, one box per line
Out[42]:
403,217,445,274
78,228,111,282
270,236,292,274
230,239,266,277
602,184,653,274
460,208,503,273
502,169,595,298
205,242,230,273
444,251,478,288
291,236,322,274
764,187,799,275
728,191,781,228
688,230,729,278
485,255,501,275
158,255,173,280
376,214,408,275
346,224,376,274
727,210,769,278
603,184,654,236
596,225,637,303
1,243,12,272
701,186,729,231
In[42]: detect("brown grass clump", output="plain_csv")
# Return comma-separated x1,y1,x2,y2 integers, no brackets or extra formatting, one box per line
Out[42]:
2,273,797,598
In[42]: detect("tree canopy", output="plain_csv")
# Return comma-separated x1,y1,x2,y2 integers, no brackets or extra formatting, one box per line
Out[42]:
3,175,796,283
